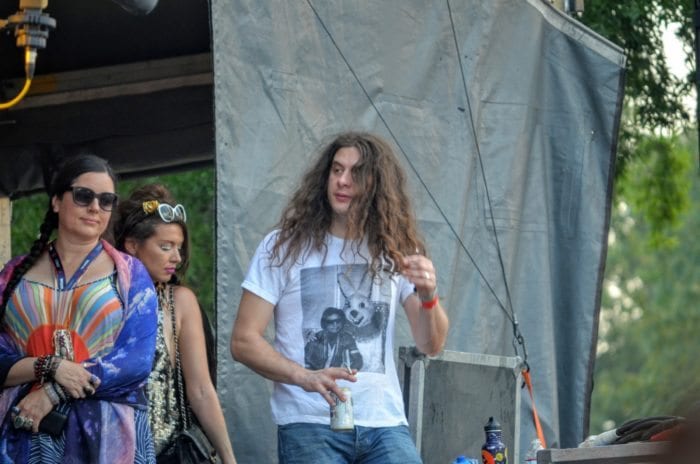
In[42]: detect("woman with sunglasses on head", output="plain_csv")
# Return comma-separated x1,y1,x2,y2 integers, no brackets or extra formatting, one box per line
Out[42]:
114,183,237,464
0,155,158,463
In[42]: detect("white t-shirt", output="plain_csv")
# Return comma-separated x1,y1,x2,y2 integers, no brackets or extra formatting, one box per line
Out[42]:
242,230,415,427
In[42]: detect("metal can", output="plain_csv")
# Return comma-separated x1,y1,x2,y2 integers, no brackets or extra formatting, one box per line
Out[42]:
330,387,354,432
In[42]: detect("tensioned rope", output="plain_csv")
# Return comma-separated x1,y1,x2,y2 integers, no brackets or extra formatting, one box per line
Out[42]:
444,0,527,367
305,0,546,446
304,0,528,365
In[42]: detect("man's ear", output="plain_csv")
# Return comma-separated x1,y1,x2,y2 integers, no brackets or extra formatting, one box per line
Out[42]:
124,238,139,256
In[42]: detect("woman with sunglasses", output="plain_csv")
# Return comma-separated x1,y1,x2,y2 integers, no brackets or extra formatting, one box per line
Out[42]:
114,183,237,464
0,155,158,463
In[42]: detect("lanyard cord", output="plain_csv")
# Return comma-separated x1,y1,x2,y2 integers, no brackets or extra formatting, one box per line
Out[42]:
48,241,104,290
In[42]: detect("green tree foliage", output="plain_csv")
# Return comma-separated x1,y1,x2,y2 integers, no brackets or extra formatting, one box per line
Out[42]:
581,0,694,154
580,1,700,434
590,133,700,433
580,0,695,234
9,168,216,324
618,136,691,247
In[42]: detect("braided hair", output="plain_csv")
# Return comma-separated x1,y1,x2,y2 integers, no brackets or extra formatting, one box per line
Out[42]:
0,155,116,321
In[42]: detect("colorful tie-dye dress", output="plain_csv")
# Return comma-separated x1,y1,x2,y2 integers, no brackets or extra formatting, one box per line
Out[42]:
0,240,158,463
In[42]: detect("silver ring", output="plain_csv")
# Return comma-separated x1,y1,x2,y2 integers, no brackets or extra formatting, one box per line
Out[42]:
89,374,99,385
11,406,20,415
13,415,31,430
424,271,430,280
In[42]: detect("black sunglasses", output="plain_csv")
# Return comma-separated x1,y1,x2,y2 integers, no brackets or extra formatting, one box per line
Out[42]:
69,186,118,212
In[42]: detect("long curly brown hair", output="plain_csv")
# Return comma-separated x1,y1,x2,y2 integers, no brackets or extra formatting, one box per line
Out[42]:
271,132,426,274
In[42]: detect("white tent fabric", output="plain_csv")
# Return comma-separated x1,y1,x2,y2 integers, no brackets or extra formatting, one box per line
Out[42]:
212,1,625,462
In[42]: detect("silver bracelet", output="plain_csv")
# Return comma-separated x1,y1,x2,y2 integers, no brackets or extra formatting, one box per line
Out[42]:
44,382,61,406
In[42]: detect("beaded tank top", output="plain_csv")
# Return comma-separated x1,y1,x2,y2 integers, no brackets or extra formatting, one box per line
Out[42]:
147,284,183,455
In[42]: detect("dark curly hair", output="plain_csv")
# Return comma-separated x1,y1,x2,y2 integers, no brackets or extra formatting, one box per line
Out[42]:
113,183,189,284
1,154,117,319
320,307,346,329
270,131,426,274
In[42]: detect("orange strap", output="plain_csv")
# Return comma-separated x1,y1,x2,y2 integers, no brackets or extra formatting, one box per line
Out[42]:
522,369,547,448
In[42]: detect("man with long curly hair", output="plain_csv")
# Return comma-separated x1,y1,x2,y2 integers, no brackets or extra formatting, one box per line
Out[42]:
231,131,449,463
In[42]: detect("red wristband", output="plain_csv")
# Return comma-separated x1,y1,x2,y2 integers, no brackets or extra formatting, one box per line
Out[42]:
421,294,439,310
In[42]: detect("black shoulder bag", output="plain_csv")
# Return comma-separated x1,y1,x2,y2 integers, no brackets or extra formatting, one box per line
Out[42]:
158,285,221,464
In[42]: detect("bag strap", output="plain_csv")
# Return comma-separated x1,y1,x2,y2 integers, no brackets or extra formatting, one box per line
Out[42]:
167,284,192,429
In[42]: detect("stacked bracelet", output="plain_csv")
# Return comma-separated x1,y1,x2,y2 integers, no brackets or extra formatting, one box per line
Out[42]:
33,356,44,381
33,355,62,385
48,356,61,379
421,294,439,310
53,382,69,402
33,355,53,384
44,382,61,406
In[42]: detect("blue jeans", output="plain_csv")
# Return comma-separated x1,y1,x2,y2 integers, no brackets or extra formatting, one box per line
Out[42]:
277,423,422,464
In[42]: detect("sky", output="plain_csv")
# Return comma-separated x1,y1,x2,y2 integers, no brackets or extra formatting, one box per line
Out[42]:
664,23,688,77
664,22,695,113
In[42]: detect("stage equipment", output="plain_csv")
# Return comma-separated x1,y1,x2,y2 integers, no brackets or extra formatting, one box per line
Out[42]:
111,0,159,15
399,347,523,464
0,0,159,109
0,0,55,109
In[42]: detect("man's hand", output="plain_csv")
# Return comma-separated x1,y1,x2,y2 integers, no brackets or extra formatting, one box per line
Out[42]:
297,367,358,406
401,255,449,356
402,254,437,301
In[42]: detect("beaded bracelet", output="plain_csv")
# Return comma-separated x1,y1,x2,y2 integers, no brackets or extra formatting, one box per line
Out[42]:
33,355,43,381
48,356,61,380
33,355,52,384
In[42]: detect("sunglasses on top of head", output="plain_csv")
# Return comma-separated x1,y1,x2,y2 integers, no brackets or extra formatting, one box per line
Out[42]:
142,200,187,223
69,186,118,212
156,203,187,223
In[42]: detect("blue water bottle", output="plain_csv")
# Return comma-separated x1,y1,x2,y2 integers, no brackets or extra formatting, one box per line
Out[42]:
452,456,479,464
481,416,507,464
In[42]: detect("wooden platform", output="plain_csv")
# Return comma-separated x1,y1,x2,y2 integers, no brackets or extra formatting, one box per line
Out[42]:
537,442,668,464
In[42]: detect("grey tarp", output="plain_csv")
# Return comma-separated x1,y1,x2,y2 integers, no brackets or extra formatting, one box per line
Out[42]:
212,0,625,462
